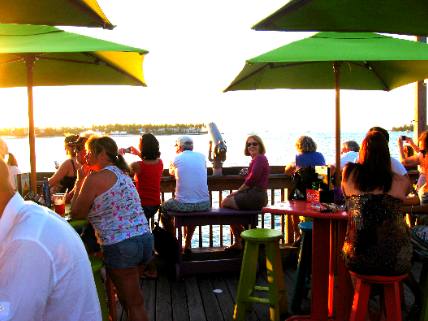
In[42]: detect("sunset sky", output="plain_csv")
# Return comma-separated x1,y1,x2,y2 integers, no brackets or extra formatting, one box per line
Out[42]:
0,0,420,132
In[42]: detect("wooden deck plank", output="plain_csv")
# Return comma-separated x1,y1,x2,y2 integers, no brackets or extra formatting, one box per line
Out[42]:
211,276,235,321
223,273,259,321
155,276,172,321
198,276,224,321
141,278,156,321
185,276,207,321
171,279,189,321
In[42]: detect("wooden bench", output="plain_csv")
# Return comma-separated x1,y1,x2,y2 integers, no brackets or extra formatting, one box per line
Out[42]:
168,208,259,276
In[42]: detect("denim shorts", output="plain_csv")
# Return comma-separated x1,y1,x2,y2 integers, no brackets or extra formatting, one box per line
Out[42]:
102,233,154,269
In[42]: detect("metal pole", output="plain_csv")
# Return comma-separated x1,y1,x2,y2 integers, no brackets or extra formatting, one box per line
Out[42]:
415,36,427,141
25,56,37,192
333,62,341,187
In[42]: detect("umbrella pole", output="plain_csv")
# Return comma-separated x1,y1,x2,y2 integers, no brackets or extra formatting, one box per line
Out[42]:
333,62,341,187
25,56,37,193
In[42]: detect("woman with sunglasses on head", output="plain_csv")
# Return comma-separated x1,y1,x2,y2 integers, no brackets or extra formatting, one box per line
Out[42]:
342,131,412,276
48,134,79,193
71,136,152,321
221,135,269,251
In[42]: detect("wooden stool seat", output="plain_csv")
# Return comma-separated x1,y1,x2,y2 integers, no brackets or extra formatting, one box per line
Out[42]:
349,271,407,321
233,228,288,321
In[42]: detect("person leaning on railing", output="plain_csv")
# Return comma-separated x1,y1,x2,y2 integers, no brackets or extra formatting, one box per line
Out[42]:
71,136,153,321
221,134,269,251
48,134,79,194
120,133,163,222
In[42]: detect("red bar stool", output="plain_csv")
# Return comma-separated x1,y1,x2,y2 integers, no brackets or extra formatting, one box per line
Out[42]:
349,272,407,321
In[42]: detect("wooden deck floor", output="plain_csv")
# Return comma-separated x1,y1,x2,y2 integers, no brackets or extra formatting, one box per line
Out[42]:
136,271,295,321
114,261,422,321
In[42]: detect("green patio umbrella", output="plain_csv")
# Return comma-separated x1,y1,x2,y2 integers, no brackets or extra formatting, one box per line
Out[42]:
225,32,428,184
253,0,428,36
0,0,114,29
0,24,148,191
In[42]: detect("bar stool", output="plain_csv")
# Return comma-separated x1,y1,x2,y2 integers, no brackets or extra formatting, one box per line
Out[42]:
291,221,312,314
90,256,110,321
233,228,287,321
349,271,407,321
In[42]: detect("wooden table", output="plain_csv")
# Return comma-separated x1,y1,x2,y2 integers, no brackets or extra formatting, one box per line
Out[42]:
263,201,353,321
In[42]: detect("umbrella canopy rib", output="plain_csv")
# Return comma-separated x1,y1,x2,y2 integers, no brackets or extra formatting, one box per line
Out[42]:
224,63,272,92
35,53,147,86
362,62,389,91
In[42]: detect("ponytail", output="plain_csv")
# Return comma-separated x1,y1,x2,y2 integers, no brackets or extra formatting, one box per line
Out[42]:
113,153,130,175
88,136,130,175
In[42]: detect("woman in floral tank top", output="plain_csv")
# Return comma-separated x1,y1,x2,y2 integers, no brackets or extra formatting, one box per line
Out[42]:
71,136,152,321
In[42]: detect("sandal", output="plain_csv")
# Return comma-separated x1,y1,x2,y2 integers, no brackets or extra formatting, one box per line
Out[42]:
141,269,158,280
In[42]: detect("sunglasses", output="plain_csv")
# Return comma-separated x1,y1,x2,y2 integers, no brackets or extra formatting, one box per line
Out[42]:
247,142,259,147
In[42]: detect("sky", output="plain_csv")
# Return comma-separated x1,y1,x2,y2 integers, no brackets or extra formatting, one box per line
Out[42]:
0,0,421,133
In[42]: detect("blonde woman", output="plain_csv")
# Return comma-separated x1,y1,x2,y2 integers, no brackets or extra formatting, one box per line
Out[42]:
71,136,152,321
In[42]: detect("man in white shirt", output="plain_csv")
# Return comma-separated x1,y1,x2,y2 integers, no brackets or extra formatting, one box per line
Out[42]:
161,136,210,251
0,158,101,321
340,140,360,170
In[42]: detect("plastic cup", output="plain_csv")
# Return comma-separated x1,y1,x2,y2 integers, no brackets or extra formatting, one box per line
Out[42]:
53,193,66,216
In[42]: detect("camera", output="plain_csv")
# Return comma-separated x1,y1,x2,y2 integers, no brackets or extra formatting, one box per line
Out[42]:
124,147,132,153
401,135,407,141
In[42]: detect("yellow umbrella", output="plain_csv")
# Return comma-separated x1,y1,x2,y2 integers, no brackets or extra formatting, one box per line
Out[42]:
0,24,147,191
0,0,114,29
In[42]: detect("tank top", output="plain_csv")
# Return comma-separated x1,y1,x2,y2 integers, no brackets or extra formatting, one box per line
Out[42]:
59,159,77,192
88,165,149,246
135,159,163,206
343,194,412,275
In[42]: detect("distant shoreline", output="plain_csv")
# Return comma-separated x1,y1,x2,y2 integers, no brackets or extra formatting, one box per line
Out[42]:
0,123,207,138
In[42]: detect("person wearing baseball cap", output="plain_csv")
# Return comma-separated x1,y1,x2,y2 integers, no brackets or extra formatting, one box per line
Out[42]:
161,135,210,252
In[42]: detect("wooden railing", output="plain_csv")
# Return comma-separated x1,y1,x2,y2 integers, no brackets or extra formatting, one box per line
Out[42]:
28,166,295,248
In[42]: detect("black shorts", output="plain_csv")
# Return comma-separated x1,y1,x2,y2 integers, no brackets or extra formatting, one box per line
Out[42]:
234,187,268,210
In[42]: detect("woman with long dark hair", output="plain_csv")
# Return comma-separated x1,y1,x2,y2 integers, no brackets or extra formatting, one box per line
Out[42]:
128,133,163,220
71,135,152,321
341,131,412,275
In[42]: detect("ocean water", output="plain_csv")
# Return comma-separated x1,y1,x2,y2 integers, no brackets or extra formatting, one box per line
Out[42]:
3,128,409,173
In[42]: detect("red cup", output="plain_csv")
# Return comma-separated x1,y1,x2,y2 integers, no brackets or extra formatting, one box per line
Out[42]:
53,193,66,216
54,203,66,216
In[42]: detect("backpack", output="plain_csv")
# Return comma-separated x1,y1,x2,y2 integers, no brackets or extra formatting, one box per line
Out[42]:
291,167,319,200
152,222,181,279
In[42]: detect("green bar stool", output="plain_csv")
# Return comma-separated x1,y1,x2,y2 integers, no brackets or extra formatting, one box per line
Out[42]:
90,256,110,321
233,228,288,321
